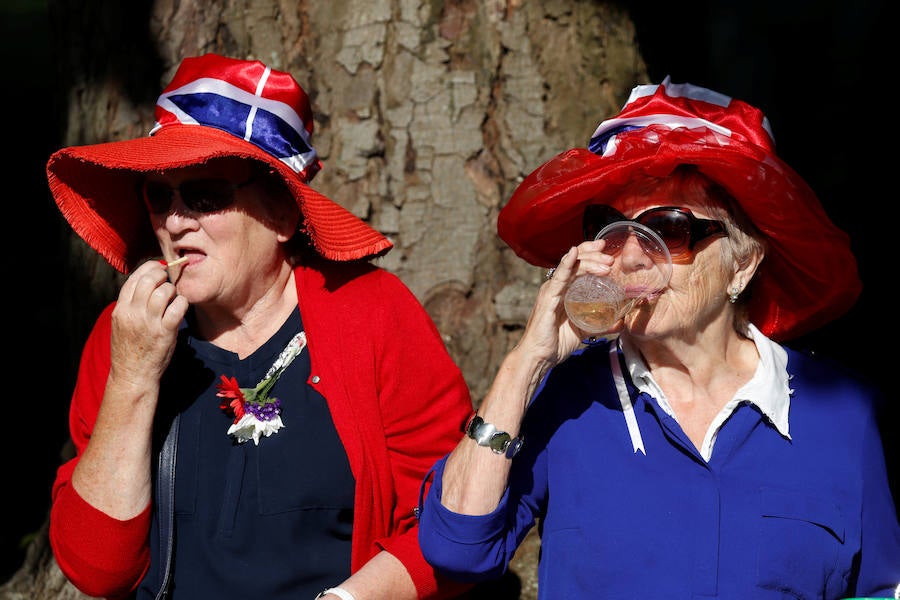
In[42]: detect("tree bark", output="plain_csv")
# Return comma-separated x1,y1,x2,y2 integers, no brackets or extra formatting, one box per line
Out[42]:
2,1,647,597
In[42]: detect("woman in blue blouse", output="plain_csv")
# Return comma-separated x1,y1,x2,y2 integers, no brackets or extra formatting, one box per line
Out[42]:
417,78,900,599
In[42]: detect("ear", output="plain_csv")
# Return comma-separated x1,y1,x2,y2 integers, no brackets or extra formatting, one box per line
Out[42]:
276,217,300,242
729,249,764,296
274,204,302,243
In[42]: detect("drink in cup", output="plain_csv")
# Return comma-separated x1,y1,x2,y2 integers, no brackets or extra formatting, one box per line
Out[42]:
564,221,673,336
564,276,637,334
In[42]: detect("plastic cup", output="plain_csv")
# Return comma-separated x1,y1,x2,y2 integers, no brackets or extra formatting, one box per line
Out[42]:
564,220,673,335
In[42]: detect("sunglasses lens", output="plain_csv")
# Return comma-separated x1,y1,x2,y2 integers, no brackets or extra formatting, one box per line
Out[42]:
583,205,627,241
143,182,175,214
144,179,240,215
180,179,237,213
598,228,628,253
640,211,691,256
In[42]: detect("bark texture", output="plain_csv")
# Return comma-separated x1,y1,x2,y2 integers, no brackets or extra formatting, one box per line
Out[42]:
2,1,647,598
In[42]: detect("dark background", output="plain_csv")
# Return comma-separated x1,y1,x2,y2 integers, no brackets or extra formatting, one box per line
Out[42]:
3,0,68,585
2,0,893,585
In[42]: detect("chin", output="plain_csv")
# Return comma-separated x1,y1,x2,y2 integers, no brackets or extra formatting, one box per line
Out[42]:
624,305,653,330
622,312,671,341
173,284,209,305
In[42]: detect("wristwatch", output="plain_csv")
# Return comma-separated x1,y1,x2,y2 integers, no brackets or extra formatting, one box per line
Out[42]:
465,414,524,458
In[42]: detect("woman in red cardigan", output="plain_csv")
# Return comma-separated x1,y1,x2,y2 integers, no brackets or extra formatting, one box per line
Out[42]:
46,53,473,600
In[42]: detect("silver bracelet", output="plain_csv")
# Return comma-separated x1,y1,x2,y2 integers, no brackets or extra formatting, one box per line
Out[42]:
316,587,356,600
464,414,524,458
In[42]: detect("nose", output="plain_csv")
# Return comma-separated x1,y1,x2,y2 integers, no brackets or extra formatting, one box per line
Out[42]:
617,230,651,271
161,197,200,232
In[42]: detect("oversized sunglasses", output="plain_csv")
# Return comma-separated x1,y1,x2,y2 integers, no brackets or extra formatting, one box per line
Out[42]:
142,175,257,215
583,205,727,258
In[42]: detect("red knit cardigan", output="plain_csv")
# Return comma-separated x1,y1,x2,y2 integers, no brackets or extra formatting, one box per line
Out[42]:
50,260,474,599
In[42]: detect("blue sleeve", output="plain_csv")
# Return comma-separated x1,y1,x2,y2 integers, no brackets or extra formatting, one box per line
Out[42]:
854,400,900,596
418,444,548,583
417,348,602,583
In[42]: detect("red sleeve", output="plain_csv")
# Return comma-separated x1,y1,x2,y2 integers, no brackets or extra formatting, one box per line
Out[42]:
49,303,152,599
298,263,475,597
364,271,474,598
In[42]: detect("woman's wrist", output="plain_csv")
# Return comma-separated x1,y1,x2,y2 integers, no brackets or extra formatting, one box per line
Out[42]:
315,587,356,600
498,347,553,407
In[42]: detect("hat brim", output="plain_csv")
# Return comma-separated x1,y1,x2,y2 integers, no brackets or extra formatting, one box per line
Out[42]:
47,125,393,273
498,131,861,341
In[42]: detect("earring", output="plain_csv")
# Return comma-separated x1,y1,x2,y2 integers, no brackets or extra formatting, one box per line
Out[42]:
728,286,741,304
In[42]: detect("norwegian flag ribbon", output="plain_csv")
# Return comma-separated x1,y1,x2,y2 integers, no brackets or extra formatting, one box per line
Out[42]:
150,54,321,182
588,76,775,158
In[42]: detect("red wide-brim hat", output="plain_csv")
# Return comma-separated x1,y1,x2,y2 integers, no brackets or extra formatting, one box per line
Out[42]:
47,53,393,274
498,77,861,341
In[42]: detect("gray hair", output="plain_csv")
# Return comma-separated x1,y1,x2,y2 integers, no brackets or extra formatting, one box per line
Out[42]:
693,175,767,337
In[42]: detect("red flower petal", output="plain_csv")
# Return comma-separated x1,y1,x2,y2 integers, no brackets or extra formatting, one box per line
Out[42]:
216,375,246,417
231,398,245,420
216,375,242,398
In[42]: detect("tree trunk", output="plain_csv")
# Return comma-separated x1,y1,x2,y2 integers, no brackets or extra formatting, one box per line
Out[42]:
2,1,647,597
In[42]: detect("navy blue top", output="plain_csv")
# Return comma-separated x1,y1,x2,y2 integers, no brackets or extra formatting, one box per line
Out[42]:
137,308,355,599
419,340,900,599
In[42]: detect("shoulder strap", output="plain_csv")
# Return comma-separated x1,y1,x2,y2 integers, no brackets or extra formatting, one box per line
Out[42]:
155,413,179,600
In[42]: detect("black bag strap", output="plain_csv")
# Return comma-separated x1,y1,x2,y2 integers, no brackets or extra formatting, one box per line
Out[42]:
154,413,179,600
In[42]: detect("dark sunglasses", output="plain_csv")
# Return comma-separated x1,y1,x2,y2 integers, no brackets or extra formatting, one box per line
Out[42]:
583,204,727,258
142,175,257,215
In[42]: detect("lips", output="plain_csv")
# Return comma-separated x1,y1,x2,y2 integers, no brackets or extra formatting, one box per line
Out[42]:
171,248,205,266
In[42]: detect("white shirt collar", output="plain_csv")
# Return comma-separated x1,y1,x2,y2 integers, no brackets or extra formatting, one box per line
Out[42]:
621,323,793,452
734,324,792,438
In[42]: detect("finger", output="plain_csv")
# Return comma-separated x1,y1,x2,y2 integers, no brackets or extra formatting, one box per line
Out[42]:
544,247,578,286
146,281,179,317
162,294,190,330
574,254,613,277
118,260,168,305
129,279,169,320
572,239,614,275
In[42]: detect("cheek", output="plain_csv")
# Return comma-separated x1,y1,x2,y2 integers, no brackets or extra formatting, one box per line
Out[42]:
626,251,731,336
654,261,727,322
681,264,725,307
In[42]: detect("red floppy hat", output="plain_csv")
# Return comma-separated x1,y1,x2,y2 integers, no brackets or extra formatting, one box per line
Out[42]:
497,77,861,341
47,53,393,273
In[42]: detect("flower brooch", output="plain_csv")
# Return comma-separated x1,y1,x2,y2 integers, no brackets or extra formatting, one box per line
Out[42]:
216,331,307,445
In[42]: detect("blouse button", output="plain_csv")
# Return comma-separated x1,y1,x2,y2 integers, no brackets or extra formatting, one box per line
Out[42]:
311,375,320,384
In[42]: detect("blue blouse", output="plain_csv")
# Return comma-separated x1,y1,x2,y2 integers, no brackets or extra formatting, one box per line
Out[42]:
137,308,355,599
418,339,900,599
